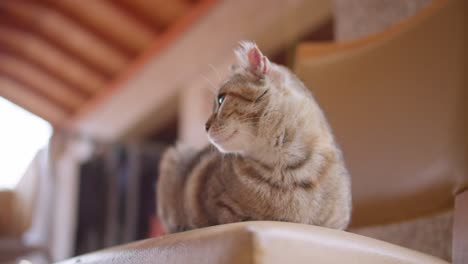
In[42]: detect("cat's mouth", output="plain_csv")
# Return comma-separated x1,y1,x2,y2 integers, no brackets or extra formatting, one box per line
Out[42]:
212,129,238,143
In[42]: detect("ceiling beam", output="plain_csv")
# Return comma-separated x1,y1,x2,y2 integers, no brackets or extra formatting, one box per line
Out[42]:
0,1,130,76
0,54,85,111
0,77,68,126
0,25,106,96
71,0,218,132
70,0,332,140
46,0,156,55
114,0,191,29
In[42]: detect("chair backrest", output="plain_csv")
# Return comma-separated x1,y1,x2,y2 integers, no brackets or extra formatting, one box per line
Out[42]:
295,0,467,227
58,221,448,264
13,149,43,236
0,189,15,236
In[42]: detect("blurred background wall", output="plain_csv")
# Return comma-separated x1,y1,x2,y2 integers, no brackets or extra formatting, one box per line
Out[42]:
334,0,432,41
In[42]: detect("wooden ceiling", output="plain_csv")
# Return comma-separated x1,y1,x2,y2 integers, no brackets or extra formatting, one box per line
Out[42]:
0,0,215,126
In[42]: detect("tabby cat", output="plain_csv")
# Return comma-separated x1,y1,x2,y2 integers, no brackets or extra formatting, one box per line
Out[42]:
157,41,351,233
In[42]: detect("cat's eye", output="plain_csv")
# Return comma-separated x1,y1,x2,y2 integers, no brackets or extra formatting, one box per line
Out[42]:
217,94,225,105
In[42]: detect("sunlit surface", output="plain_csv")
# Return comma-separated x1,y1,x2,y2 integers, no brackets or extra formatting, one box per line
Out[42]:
0,97,51,189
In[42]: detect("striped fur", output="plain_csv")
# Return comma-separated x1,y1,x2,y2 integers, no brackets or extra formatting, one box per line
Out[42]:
157,42,351,233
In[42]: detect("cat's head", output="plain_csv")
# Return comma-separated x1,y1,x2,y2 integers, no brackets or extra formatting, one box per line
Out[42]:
205,41,304,154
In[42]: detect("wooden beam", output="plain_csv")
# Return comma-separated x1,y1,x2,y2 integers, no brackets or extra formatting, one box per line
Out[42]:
69,0,332,140
0,25,106,95
0,77,68,126
0,54,85,111
0,1,130,76
71,0,218,137
46,0,156,55
115,0,191,29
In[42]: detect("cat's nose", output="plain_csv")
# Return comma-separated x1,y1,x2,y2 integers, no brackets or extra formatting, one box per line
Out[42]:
205,116,215,131
205,120,211,132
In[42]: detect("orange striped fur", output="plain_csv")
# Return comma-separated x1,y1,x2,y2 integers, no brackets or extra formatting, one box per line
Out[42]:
157,42,351,233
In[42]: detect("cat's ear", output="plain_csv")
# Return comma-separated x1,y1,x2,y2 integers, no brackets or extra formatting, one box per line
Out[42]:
235,41,270,77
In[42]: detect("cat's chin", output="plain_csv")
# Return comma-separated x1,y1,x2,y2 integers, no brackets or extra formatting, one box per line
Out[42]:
208,130,243,154
208,140,230,154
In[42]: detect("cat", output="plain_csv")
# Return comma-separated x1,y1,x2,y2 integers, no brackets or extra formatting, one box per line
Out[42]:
157,41,351,233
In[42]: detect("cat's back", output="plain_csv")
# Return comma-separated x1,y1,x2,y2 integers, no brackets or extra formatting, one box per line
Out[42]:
157,144,214,232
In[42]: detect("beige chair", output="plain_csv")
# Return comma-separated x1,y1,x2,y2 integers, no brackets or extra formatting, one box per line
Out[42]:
295,0,467,262
59,0,466,263
0,151,40,238
58,221,448,264
0,149,51,262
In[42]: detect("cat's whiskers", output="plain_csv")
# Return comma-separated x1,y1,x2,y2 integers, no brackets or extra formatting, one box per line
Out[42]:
208,64,222,82
201,74,217,94
210,126,233,135
236,117,260,123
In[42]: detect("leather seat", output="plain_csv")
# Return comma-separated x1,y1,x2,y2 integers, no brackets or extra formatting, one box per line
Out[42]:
58,221,448,264
295,0,467,228
294,0,467,262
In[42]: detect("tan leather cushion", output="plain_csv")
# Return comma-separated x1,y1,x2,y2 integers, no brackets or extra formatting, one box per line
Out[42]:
0,190,15,237
295,0,468,227
58,221,447,264
351,211,453,261
13,150,42,236
0,151,42,237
